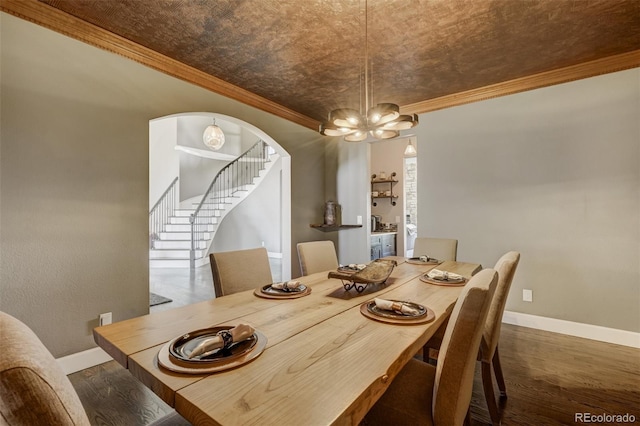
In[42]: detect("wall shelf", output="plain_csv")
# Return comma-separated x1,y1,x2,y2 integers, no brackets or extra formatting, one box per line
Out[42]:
371,172,398,206
310,224,363,232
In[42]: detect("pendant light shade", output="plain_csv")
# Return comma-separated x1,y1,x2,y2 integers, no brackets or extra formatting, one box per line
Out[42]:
203,120,225,150
404,140,417,157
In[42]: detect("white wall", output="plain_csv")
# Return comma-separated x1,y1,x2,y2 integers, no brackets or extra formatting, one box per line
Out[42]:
211,156,283,254
415,68,639,333
149,117,179,209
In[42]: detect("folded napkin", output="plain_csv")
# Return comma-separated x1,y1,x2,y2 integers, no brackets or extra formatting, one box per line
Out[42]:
347,263,367,271
427,269,463,281
412,255,439,263
187,324,254,359
271,280,303,291
374,298,420,316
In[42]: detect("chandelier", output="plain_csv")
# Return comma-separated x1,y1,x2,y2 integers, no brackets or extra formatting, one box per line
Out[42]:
319,1,418,142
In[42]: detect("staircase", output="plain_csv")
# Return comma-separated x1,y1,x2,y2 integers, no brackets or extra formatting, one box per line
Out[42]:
149,140,277,268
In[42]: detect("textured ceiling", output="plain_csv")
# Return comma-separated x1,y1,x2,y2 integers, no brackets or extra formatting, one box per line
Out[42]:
39,0,640,124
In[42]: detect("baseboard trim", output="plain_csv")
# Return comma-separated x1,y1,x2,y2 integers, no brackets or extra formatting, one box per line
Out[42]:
57,347,113,375
503,311,640,348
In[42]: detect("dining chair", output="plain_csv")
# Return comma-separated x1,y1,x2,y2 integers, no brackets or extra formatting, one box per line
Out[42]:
422,251,521,425
209,247,273,297
0,311,190,426
297,240,339,276
362,268,498,426
413,237,458,261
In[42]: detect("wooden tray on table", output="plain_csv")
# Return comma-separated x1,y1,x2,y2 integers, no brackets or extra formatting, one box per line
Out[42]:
328,259,397,292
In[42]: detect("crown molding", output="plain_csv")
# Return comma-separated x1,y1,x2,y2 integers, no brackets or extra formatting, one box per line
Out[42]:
0,0,320,131
402,50,640,115
3,0,638,129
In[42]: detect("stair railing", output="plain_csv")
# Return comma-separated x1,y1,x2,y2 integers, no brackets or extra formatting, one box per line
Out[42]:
149,176,179,249
190,139,269,268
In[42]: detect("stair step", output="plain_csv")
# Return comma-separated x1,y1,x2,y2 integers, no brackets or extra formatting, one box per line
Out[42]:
153,240,206,250
174,209,195,217
194,203,227,209
149,249,205,259
158,231,211,240
150,147,276,268
165,223,215,232
169,216,218,225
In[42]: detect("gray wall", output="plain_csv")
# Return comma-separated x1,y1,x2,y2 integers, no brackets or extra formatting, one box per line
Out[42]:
0,13,328,357
415,68,639,333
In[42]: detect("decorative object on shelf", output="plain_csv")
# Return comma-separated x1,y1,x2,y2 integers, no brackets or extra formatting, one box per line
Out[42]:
323,200,341,226
203,118,225,150
404,139,417,157
371,172,398,206
318,0,418,142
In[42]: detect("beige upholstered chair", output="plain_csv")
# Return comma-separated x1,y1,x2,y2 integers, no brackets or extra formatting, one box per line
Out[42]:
423,251,520,425
0,312,190,426
0,311,91,425
297,240,339,276
363,269,498,426
478,251,520,424
210,247,273,297
413,237,458,261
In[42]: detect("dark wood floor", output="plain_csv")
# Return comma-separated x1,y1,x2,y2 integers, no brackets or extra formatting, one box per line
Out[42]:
70,324,640,425
70,266,639,425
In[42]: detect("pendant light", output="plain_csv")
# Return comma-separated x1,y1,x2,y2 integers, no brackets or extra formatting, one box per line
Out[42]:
203,119,225,150
319,0,418,142
404,140,417,157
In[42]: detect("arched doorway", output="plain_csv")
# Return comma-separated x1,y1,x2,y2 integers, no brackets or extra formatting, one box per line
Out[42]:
149,112,291,308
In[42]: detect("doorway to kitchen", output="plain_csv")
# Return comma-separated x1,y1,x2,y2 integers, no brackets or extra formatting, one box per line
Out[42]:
404,149,418,257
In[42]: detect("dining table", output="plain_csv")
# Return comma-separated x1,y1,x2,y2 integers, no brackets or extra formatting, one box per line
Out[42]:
93,257,481,425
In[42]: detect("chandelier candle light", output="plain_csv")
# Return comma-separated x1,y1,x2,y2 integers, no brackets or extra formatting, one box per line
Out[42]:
319,0,418,142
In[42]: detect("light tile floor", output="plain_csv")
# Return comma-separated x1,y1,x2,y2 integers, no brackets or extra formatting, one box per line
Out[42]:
149,258,282,312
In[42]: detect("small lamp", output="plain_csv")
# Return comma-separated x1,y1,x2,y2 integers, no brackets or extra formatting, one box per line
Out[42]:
203,119,225,150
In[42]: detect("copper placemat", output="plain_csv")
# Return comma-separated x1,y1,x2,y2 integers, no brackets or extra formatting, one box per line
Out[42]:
360,300,435,325
420,274,466,286
158,329,267,374
254,284,311,299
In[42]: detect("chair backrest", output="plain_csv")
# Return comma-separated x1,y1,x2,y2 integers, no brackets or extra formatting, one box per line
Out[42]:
413,237,458,261
297,240,339,276
481,251,520,361
0,311,91,426
209,247,273,297
432,269,498,426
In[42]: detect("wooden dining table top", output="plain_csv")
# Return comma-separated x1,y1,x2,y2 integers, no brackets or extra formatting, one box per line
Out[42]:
93,258,481,425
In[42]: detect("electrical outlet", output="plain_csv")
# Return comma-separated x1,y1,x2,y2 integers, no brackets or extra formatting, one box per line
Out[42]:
356,215,362,225
522,289,533,302
99,312,112,326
